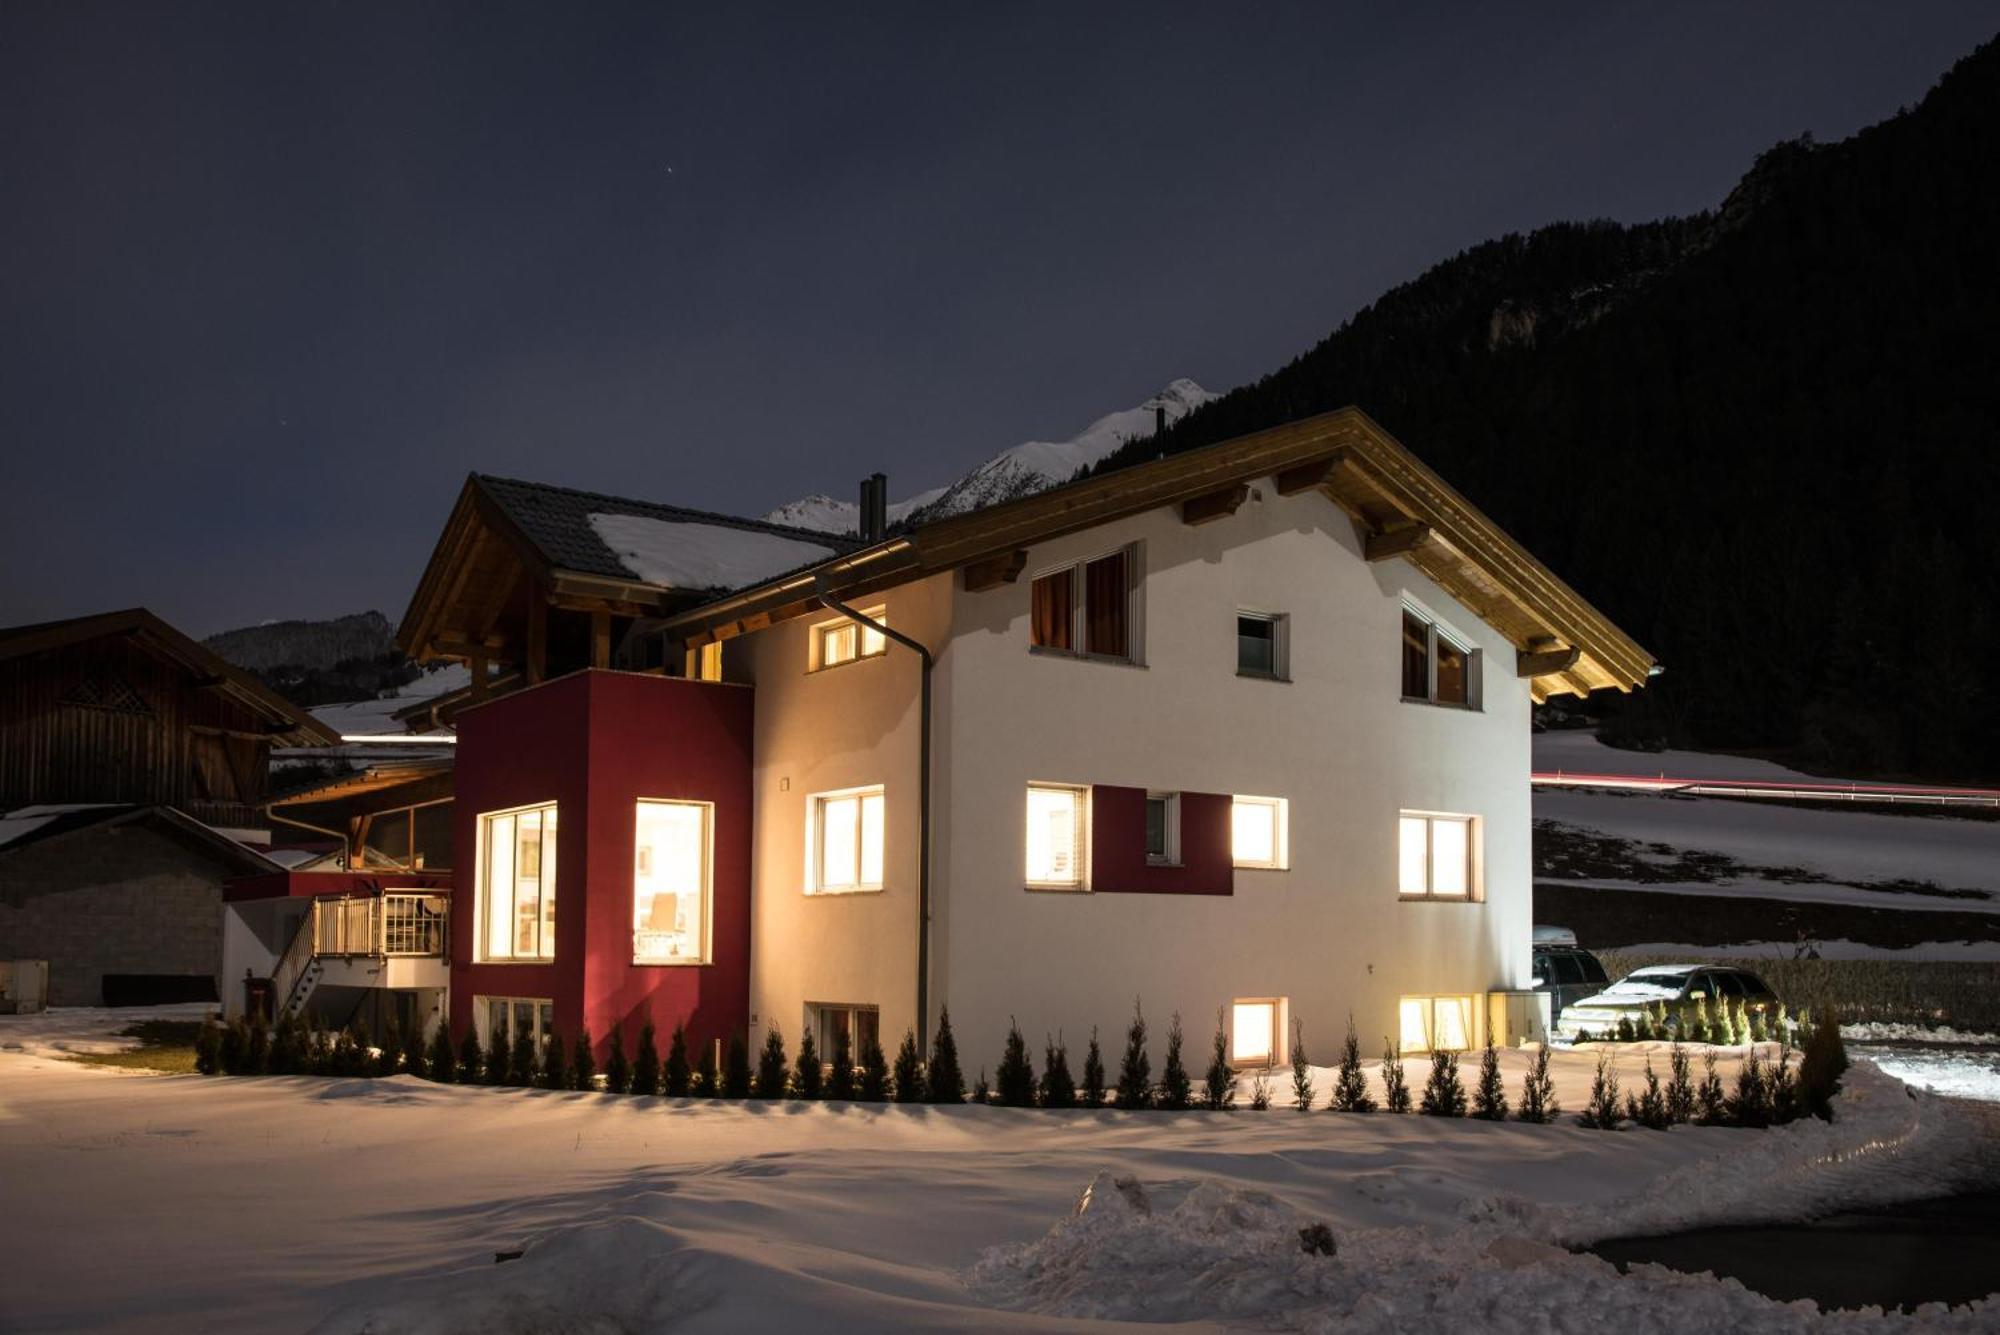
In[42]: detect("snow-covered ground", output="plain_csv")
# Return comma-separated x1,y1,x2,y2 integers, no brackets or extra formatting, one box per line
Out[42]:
1535,731,1822,783
3,1009,1997,1332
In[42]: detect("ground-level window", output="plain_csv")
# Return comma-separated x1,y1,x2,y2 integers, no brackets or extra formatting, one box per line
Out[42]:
809,786,885,893
1030,544,1139,663
1398,812,1475,899
1025,783,1087,889
1236,611,1288,680
1399,994,1476,1053
808,1002,881,1061
1145,791,1180,865
1232,998,1282,1066
813,606,886,670
477,995,555,1051
1230,795,1288,869
477,802,557,961
633,799,711,963
1402,604,1478,707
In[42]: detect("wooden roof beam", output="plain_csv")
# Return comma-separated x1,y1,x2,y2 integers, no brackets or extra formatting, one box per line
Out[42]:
1273,450,1355,496
1365,522,1434,563
1516,645,1581,678
962,548,1028,592
1180,483,1250,526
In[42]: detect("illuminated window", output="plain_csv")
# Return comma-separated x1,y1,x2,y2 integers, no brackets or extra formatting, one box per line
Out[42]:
477,995,555,1052
1232,999,1280,1066
477,803,557,961
695,641,723,682
810,787,885,893
1399,994,1477,1053
633,800,711,963
813,607,887,670
1025,783,1086,889
1145,792,1179,865
1401,604,1478,707
1231,796,1288,869
1398,812,1476,899
1236,611,1288,679
1030,544,1140,664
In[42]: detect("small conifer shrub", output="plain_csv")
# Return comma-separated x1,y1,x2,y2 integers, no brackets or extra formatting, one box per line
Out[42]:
508,1024,536,1088
664,1025,692,1097
307,1026,333,1076
195,1021,222,1075
1577,1051,1622,1129
1419,1049,1467,1117
269,1014,305,1075
540,1032,569,1091
857,1032,891,1101
457,1030,483,1084
218,1018,247,1075
1471,1041,1507,1121
1081,1029,1107,1108
1627,1060,1670,1129
372,1022,400,1078
723,1035,752,1098
245,1020,271,1074
1665,1043,1696,1124
994,1018,1036,1107
755,1027,790,1099
793,1028,823,1099
971,1069,990,1103
827,1025,856,1101
484,1022,511,1086
1330,1016,1375,1113
1158,1013,1193,1111
1614,1015,1636,1044
1726,1049,1773,1128
333,1026,369,1078
1769,1046,1799,1123
1290,1021,1315,1112
426,1023,456,1084
1042,1034,1078,1109
633,1019,661,1097
1115,1001,1152,1110
1696,1048,1726,1123
604,1025,631,1095
1381,1040,1411,1113
1248,1064,1272,1111
1202,1011,1236,1111
399,1020,428,1080
926,1010,967,1104
573,1027,597,1091
1796,1007,1848,1121
891,1029,925,1103
1515,1044,1558,1123
693,1034,718,1098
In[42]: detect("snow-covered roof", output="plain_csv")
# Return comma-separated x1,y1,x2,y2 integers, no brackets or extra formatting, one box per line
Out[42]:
588,513,840,592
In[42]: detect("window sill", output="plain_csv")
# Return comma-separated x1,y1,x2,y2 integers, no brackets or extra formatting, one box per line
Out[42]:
632,958,711,967
1025,882,1088,893
1398,894,1479,903
1233,862,1288,872
1400,695,1481,712
808,654,888,676
470,957,559,966
1028,645,1145,669
807,886,886,897
1237,670,1290,683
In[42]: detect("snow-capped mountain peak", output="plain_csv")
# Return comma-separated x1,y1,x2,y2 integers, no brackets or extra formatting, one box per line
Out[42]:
762,379,1215,536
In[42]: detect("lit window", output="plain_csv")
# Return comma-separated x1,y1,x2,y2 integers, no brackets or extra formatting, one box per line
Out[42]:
1398,812,1476,899
1232,999,1279,1065
1401,604,1478,707
1145,792,1179,865
695,641,723,682
633,800,711,963
477,803,557,961
813,607,887,670
1399,994,1476,1053
477,995,555,1050
1236,611,1288,679
1025,783,1086,889
1029,545,1139,664
809,1002,881,1061
1231,796,1288,869
811,787,885,893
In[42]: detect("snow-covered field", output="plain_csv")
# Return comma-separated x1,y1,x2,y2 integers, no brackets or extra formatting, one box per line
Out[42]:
4,1009,1998,1332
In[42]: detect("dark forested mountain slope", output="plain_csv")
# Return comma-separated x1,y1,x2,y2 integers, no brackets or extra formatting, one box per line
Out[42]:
1096,37,2000,781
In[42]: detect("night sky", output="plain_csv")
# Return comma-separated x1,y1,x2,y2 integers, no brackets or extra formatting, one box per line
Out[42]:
4,4,1992,636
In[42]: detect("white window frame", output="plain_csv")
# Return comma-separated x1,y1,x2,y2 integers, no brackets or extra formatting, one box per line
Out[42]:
474,800,558,963
475,995,556,1051
1024,782,1089,891
1235,609,1289,681
1230,795,1289,870
1230,997,1287,1067
807,785,886,894
1027,541,1145,666
807,1002,881,1061
1144,791,1180,866
1398,810,1479,901
1401,599,1481,709
1399,993,1480,1054
632,798,714,965
811,605,887,672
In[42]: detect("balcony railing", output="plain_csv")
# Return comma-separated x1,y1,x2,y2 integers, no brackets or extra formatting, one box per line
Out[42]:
310,892,448,958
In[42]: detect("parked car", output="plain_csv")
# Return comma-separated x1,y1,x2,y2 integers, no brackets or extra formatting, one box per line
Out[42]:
1530,926,1610,1022
1552,964,1780,1042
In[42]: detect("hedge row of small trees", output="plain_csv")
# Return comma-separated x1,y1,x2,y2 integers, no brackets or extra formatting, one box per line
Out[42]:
1570,997,1808,1047
1574,1010,1849,1130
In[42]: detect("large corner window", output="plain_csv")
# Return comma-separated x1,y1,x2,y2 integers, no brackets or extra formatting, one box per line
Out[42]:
634,800,712,963
1399,994,1476,1054
1402,604,1478,707
1236,611,1289,680
477,803,557,962
1025,783,1086,890
1030,544,1139,663
809,786,885,893
1231,999,1282,1066
1231,795,1289,869
812,606,887,671
1398,812,1476,900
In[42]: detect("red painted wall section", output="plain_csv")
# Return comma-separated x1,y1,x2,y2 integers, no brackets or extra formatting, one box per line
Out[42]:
449,670,754,1064
1090,785,1233,895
